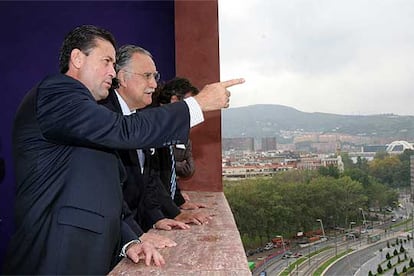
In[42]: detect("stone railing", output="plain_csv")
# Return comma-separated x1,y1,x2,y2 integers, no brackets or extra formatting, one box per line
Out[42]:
109,191,251,275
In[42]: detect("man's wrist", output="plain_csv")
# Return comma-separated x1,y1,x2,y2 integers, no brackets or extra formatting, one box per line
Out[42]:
119,239,142,258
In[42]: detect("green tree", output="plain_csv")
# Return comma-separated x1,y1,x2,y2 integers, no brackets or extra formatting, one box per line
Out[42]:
393,268,398,276
356,155,369,171
377,264,383,274
344,167,370,186
225,180,265,247
339,152,353,168
374,151,389,160
332,176,367,226
224,165,404,250
364,180,398,211
369,155,404,188
318,164,340,179
397,149,413,186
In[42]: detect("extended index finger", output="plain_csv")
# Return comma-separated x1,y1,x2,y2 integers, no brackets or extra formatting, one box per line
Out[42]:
220,78,245,88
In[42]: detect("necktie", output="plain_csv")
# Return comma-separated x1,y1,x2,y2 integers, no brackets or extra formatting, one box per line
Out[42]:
169,145,177,199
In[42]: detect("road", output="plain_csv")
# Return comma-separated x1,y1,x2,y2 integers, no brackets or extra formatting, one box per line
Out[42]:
253,228,405,276
253,195,414,276
324,241,388,275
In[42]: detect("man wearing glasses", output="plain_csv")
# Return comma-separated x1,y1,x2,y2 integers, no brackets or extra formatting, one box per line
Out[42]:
101,45,212,246
4,25,244,275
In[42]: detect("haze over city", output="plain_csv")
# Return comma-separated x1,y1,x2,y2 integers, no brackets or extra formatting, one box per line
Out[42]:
218,0,414,116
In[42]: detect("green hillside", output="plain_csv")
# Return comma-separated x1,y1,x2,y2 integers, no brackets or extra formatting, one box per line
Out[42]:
222,104,414,140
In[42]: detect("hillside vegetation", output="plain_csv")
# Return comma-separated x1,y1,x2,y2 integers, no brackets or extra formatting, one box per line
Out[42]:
222,104,414,140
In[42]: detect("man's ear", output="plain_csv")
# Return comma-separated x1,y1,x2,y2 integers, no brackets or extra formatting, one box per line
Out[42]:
117,70,128,88
70,49,84,69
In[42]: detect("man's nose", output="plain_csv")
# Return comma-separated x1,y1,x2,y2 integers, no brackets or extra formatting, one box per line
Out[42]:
109,66,116,78
149,77,158,88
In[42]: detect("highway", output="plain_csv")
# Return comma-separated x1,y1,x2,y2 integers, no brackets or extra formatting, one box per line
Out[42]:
324,241,388,275
253,228,409,276
253,198,414,276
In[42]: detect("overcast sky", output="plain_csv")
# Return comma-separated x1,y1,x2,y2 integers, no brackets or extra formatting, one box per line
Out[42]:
218,0,414,116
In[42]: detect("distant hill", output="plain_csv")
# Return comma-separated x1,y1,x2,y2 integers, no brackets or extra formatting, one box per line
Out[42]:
222,104,414,141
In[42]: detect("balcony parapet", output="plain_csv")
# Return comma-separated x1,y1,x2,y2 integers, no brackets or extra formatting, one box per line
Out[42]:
109,191,251,275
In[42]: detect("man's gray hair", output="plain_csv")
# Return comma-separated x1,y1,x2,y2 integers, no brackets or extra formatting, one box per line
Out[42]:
116,45,153,73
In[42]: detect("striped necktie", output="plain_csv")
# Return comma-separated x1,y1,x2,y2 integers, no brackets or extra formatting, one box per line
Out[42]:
169,145,177,199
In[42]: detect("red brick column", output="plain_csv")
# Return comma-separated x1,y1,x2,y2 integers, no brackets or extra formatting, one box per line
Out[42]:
175,0,222,192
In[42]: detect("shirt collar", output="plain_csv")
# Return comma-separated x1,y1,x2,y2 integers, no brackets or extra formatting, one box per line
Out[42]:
114,90,136,115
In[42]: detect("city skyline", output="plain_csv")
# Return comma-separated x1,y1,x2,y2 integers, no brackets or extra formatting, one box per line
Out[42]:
218,0,414,116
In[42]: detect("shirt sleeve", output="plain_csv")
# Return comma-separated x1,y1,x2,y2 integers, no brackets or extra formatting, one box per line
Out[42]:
184,97,204,128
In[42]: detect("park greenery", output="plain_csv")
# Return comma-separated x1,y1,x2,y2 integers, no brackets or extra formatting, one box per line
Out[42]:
370,238,413,276
224,150,413,249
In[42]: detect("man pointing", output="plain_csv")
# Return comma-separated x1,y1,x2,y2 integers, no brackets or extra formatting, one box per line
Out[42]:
3,24,243,275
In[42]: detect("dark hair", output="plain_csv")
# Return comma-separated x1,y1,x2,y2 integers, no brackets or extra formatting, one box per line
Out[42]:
59,25,116,73
156,77,199,104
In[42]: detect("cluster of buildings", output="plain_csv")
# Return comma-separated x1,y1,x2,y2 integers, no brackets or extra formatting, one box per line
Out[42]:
222,134,414,180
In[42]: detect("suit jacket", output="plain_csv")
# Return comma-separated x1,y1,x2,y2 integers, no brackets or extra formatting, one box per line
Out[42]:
174,140,195,178
157,147,186,207
100,90,181,232
3,74,190,275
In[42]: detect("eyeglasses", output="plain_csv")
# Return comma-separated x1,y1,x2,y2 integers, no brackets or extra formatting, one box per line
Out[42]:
123,70,160,82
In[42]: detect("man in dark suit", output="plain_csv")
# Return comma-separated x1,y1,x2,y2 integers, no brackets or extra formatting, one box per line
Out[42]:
3,25,244,275
100,45,190,247
102,89,189,247
101,45,211,235
156,77,207,210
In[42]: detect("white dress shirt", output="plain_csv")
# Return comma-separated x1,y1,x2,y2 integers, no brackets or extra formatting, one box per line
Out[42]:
114,91,204,173
114,91,145,173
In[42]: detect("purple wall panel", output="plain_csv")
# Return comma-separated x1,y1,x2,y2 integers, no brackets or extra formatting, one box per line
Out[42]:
0,1,175,267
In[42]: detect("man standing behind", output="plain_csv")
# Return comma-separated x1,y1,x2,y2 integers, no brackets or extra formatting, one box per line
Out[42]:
106,45,212,230
157,77,198,180
3,25,244,275
156,77,207,210
100,45,191,248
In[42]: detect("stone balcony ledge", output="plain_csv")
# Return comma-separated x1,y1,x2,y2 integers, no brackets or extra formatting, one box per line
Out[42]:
109,191,251,275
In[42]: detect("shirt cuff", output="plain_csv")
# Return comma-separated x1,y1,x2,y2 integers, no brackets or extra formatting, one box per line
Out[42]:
184,97,204,128
119,239,142,258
